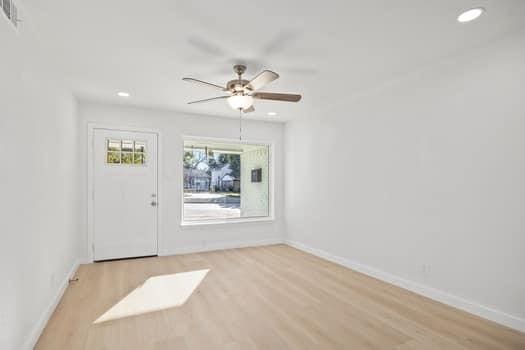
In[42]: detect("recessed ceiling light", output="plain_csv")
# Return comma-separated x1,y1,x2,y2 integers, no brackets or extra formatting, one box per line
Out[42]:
117,91,130,98
267,112,277,116
457,7,485,23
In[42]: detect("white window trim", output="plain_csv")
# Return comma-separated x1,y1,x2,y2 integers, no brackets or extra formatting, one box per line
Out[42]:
180,135,275,227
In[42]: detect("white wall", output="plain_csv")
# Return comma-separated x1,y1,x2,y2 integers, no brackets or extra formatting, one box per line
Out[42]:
0,11,82,350
241,146,269,217
285,31,525,330
78,102,285,259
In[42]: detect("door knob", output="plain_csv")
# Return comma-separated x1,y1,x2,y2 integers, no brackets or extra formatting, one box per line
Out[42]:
151,201,158,207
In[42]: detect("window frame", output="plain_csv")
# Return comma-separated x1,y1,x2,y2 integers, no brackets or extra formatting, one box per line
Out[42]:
180,135,275,227
105,138,148,166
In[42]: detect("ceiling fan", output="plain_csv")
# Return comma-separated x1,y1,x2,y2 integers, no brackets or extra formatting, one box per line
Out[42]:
183,64,302,113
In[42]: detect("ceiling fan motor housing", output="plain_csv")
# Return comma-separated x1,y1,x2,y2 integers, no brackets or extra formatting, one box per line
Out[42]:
227,79,250,93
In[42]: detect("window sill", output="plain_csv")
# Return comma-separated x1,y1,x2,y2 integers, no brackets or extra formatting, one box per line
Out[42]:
180,216,274,227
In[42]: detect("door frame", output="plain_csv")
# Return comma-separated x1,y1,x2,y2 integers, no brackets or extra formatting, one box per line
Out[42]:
87,123,162,263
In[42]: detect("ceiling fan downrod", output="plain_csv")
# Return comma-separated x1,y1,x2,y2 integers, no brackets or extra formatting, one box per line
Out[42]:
234,64,247,81
233,65,248,140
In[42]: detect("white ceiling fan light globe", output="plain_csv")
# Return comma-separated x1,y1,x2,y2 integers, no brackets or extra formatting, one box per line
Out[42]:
227,95,254,110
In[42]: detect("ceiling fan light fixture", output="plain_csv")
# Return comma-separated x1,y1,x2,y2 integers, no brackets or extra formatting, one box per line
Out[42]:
228,95,254,110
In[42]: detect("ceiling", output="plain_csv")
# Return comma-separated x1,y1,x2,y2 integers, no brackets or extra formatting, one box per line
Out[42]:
23,0,525,122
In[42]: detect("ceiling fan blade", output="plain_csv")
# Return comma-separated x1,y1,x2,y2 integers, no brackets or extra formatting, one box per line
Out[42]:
253,92,302,102
187,96,229,104
245,70,279,91
182,77,226,91
243,106,255,113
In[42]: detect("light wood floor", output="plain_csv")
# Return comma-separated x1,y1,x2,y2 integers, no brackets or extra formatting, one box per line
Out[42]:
37,244,525,349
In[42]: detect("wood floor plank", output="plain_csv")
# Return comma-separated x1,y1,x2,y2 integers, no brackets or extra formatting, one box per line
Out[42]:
35,245,525,349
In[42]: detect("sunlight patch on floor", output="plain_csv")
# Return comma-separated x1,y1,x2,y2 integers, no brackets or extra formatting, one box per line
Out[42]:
94,269,209,324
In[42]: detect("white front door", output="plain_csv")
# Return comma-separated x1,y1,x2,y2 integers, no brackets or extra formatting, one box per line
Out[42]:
92,129,158,261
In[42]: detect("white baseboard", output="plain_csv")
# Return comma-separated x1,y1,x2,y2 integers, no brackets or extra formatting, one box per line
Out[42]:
161,238,284,256
23,259,82,350
285,240,525,333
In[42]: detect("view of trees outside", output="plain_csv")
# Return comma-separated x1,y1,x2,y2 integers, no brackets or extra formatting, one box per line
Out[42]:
184,149,240,192
183,146,241,221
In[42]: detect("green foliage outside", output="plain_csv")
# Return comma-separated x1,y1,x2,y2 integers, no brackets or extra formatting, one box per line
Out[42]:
184,149,241,192
184,150,240,178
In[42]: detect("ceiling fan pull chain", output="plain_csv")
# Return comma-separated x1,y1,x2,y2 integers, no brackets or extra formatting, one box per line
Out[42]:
239,109,242,141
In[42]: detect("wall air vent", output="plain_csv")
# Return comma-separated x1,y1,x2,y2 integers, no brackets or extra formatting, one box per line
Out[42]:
2,0,19,29
2,0,11,20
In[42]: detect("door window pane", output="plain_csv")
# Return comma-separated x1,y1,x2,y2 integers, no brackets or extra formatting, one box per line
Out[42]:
121,152,133,164
122,140,133,152
135,141,146,153
134,153,146,164
107,140,121,151
107,152,121,164
106,139,147,166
